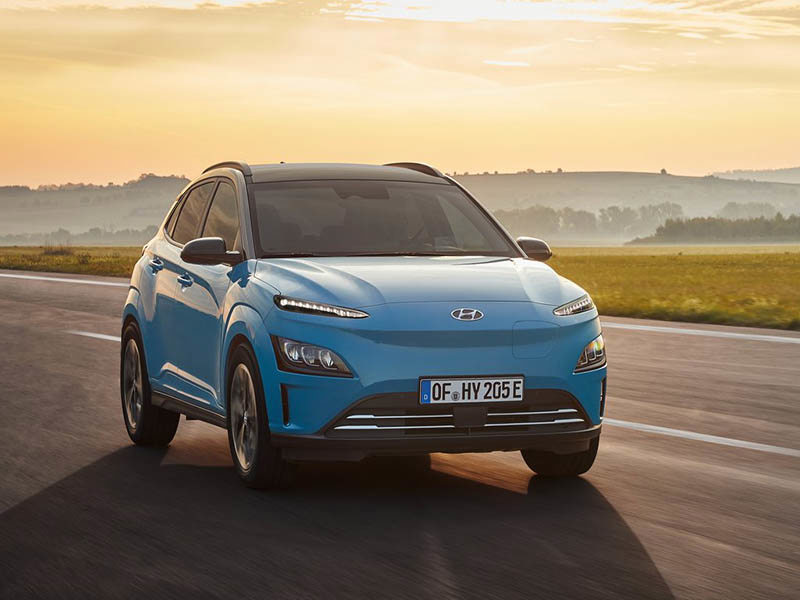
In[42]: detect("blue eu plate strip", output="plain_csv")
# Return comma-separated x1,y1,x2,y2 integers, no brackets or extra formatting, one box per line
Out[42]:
420,379,431,404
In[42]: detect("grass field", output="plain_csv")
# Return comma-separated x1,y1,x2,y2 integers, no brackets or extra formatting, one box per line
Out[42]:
1,244,799,330
549,245,800,330
0,246,141,278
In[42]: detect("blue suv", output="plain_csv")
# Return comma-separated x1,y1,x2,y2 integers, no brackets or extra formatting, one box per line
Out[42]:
121,161,606,488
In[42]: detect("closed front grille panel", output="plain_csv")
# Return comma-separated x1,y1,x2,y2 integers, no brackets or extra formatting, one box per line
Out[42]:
325,390,591,439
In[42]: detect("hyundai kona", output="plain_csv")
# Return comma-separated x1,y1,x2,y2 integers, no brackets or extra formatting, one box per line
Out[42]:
120,161,606,488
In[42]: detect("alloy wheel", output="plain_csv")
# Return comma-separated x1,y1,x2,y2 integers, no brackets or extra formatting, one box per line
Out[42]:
123,338,144,432
230,363,258,471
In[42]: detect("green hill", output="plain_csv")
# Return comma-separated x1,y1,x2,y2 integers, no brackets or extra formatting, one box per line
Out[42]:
454,171,800,217
0,174,188,236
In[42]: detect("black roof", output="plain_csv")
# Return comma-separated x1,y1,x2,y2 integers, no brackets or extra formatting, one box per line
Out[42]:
204,162,447,185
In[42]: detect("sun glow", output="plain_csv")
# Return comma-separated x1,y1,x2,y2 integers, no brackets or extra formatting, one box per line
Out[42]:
1,0,798,185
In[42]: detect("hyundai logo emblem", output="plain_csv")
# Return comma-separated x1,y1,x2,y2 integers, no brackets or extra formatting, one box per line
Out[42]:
451,308,484,321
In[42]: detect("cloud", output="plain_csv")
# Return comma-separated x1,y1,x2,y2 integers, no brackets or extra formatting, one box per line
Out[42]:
482,59,530,67
7,1,800,39
616,64,654,72
721,32,760,39
343,1,800,38
1,1,799,185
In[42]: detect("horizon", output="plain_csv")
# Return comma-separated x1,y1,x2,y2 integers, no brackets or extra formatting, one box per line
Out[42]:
2,1,799,186
3,164,800,189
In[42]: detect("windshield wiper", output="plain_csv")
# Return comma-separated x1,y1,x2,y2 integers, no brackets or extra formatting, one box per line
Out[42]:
341,251,452,257
260,252,322,258
261,251,486,258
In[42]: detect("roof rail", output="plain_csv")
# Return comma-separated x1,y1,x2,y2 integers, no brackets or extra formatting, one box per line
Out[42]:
203,161,252,178
383,162,444,178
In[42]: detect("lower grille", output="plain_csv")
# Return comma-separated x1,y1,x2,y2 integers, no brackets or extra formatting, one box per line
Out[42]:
326,390,590,438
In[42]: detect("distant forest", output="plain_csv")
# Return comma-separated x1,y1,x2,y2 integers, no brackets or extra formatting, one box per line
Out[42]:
629,214,800,244
712,166,800,185
5,205,798,247
494,202,684,241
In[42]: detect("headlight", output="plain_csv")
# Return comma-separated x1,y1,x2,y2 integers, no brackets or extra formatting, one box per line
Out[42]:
553,294,595,317
574,334,606,373
272,336,352,377
274,295,368,319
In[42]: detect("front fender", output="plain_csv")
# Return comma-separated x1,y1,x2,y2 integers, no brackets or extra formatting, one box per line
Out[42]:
122,286,141,324
121,286,146,360
221,303,280,424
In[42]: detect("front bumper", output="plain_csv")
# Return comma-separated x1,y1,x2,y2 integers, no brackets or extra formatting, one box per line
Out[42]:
274,427,601,461
271,388,603,461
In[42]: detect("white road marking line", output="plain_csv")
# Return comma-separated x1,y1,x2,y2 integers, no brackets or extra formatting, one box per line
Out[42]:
67,330,122,342
602,321,800,345
0,273,128,288
604,418,800,458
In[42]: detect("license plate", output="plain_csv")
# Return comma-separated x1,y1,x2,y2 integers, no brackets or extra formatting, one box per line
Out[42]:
419,376,524,404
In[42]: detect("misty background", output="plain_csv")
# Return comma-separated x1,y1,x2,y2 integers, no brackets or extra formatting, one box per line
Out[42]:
2,166,799,247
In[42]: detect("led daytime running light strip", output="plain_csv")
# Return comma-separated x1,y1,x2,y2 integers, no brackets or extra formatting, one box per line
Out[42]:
274,295,369,319
553,294,595,317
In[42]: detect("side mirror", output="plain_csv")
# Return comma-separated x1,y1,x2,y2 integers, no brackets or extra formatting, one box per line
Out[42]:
181,237,243,266
516,237,552,262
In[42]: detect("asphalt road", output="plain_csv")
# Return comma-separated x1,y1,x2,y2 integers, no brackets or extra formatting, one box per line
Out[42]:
0,269,798,599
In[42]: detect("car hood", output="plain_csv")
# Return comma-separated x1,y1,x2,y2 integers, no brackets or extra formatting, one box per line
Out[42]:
253,256,587,309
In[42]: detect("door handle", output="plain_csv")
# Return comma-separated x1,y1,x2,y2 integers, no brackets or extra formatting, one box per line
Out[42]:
148,257,164,272
177,273,193,287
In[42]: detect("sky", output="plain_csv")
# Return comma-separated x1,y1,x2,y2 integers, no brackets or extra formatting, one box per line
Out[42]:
1,0,799,186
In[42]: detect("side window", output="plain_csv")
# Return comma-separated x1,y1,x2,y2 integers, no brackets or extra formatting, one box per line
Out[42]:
164,199,183,237
202,181,240,251
171,182,215,245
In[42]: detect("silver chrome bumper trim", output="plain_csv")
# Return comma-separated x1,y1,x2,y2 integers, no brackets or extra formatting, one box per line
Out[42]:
334,417,585,431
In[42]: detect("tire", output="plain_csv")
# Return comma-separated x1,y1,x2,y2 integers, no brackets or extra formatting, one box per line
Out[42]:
226,343,293,489
120,321,180,447
521,437,599,477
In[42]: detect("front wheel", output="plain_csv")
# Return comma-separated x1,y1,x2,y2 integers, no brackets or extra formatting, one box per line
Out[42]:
227,344,293,489
521,437,599,477
120,322,180,447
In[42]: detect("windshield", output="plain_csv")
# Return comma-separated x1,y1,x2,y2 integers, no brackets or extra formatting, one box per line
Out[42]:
251,180,519,258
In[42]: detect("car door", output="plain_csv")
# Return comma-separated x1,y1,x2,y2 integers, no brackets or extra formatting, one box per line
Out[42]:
157,179,217,402
170,179,246,411
138,198,184,388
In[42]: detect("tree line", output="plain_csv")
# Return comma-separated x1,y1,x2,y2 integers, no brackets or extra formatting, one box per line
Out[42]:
493,202,685,240
629,214,800,244
2,206,797,247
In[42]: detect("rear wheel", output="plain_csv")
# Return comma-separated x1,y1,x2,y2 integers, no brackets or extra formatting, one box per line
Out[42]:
227,344,293,489
521,437,599,477
120,322,180,446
